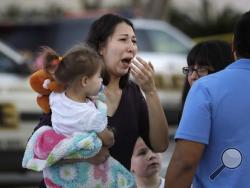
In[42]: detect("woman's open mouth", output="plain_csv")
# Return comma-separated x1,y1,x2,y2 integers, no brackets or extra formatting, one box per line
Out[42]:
121,58,132,65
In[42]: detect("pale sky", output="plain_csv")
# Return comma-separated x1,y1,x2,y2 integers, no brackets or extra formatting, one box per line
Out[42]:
171,0,250,15
0,0,249,15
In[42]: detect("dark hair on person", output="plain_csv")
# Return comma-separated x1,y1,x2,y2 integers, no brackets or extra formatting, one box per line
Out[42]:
41,44,102,86
233,10,250,58
86,13,134,89
187,40,233,72
178,40,234,123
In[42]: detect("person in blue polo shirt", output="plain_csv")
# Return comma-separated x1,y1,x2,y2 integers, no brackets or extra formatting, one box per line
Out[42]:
165,10,250,188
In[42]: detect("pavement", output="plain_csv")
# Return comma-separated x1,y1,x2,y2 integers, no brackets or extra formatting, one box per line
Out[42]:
160,125,177,177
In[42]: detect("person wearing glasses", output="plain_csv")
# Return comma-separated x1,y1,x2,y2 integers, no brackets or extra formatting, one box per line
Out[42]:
178,40,234,121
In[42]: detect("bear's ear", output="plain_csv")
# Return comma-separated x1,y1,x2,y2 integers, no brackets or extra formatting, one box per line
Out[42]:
29,69,52,95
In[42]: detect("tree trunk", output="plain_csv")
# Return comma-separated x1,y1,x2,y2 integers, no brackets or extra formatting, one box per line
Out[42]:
143,0,170,20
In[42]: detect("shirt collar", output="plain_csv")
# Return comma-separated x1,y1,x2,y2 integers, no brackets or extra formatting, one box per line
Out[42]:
227,58,250,70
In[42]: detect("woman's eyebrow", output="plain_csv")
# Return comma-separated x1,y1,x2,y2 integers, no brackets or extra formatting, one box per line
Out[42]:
117,33,136,38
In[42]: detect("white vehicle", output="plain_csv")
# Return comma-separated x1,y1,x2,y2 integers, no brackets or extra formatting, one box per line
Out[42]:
0,40,41,116
0,40,41,174
133,19,193,109
0,18,193,179
0,18,194,123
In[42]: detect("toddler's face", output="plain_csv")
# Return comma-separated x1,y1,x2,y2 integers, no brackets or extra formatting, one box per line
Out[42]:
86,66,103,96
131,138,162,177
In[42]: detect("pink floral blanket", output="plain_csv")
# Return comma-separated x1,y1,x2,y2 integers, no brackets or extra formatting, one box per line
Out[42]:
22,126,135,188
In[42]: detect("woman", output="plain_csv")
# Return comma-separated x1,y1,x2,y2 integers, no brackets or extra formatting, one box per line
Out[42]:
34,13,168,187
86,13,168,168
179,40,234,120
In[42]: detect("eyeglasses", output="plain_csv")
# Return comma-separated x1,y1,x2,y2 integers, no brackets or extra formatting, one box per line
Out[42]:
182,66,211,77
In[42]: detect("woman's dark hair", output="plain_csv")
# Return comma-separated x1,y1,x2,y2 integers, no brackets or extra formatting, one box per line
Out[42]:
178,40,234,123
42,44,102,86
233,10,250,58
86,13,134,89
187,40,233,72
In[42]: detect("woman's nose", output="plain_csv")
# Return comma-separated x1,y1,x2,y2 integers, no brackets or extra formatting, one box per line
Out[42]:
190,70,199,80
127,41,137,53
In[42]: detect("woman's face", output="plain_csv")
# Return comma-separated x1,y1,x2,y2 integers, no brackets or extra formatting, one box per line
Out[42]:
100,22,137,78
131,138,162,177
187,64,213,86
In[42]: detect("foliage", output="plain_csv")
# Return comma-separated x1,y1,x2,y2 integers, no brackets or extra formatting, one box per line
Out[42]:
168,1,241,38
193,33,233,44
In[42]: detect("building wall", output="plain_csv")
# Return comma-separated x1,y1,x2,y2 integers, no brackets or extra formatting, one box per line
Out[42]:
0,0,132,12
0,0,82,12
0,0,249,15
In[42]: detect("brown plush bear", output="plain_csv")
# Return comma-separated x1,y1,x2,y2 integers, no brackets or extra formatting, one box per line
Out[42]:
29,69,64,113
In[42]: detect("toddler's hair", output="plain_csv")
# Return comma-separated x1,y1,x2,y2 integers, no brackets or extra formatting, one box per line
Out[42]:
40,44,102,85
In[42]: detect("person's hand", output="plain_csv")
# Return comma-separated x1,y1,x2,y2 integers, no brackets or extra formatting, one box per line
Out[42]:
130,56,156,94
59,145,110,165
84,146,110,165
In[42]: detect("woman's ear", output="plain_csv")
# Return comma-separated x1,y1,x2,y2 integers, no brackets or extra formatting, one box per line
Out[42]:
99,43,105,56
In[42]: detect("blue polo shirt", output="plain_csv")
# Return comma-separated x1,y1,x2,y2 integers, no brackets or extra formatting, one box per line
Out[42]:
175,58,250,188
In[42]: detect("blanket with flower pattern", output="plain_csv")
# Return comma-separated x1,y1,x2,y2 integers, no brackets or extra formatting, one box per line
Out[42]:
22,126,135,188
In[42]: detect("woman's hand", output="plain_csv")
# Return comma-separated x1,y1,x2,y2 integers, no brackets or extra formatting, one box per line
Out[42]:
130,57,169,152
59,146,110,165
130,56,156,94
85,146,110,165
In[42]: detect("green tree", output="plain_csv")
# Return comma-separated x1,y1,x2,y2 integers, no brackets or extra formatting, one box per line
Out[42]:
168,0,241,37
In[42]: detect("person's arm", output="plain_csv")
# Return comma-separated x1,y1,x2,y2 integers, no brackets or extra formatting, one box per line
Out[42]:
34,113,110,165
130,56,168,152
97,128,115,148
165,139,205,188
58,145,110,165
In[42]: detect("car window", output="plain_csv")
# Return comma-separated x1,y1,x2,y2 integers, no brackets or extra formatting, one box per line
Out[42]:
136,28,189,54
0,52,19,73
0,19,190,56
46,19,93,54
135,29,153,52
0,19,93,55
0,25,47,53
